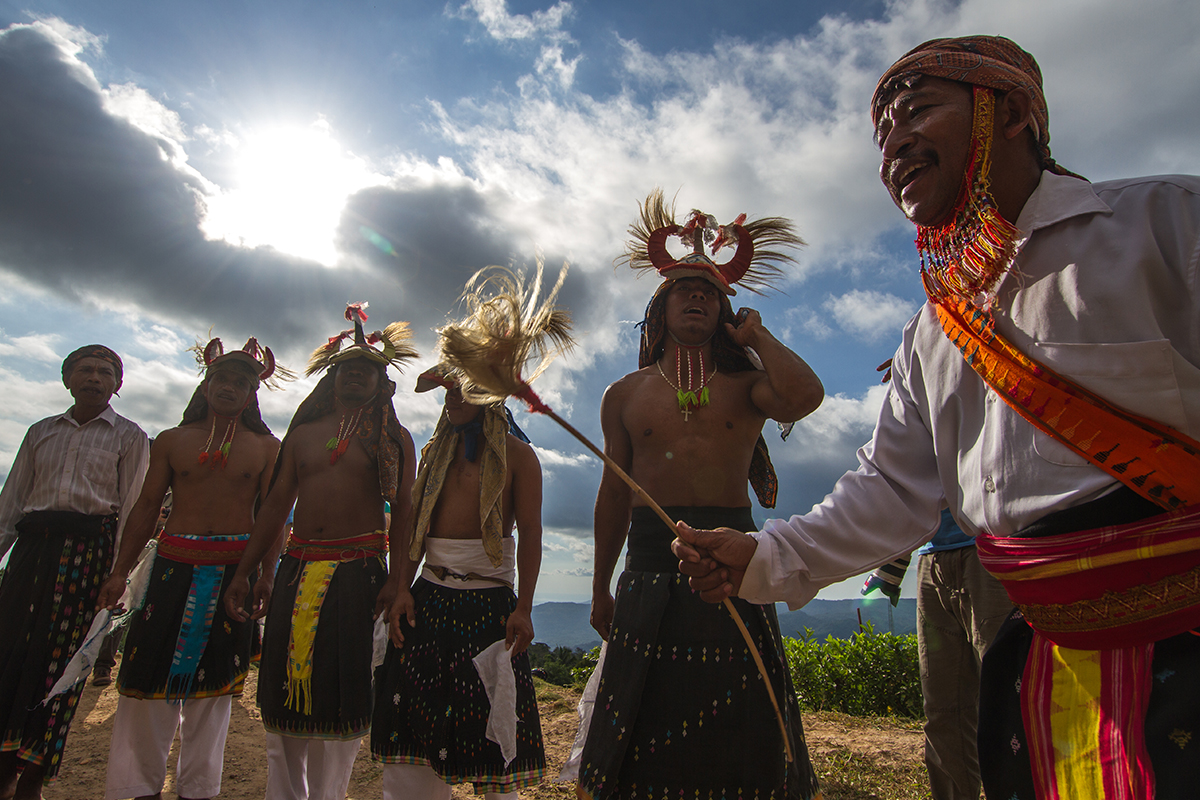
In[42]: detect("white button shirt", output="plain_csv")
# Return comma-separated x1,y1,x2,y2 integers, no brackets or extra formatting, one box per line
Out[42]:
742,171,1200,609
0,404,149,558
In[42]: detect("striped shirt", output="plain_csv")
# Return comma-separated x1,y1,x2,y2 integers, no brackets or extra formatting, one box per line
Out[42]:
0,405,149,558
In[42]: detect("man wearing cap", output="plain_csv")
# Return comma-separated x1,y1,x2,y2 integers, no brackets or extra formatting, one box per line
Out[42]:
224,304,417,800
674,36,1200,796
0,345,149,798
96,337,284,800
370,364,546,799
577,194,824,800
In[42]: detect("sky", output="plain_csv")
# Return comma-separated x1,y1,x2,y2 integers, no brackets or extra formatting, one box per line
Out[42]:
1,0,1198,604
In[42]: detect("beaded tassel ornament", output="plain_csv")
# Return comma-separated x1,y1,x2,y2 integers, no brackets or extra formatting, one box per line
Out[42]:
917,86,1022,312
197,416,237,468
325,405,366,465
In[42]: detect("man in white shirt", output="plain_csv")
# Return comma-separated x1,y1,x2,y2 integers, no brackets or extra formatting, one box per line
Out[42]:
675,36,1200,797
0,344,149,799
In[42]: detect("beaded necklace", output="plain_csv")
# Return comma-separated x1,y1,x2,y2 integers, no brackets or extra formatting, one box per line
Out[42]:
197,415,238,469
326,402,369,465
656,344,716,422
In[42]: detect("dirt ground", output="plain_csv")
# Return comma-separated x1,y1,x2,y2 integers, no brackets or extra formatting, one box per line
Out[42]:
43,661,927,799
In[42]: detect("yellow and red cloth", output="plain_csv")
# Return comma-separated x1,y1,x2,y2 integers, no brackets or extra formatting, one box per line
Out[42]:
282,532,386,715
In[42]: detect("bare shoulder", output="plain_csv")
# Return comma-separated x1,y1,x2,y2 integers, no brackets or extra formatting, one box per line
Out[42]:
506,434,540,470
603,367,654,404
398,424,415,447
154,425,188,445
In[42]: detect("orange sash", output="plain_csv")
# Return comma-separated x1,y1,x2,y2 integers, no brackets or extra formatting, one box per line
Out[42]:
935,298,1200,509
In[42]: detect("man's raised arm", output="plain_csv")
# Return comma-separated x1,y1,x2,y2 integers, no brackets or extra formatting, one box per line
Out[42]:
727,308,823,423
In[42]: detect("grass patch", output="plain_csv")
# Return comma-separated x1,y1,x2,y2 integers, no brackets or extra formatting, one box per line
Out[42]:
812,745,931,800
534,677,579,715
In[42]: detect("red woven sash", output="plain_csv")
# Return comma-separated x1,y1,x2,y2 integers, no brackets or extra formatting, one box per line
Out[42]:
157,533,249,565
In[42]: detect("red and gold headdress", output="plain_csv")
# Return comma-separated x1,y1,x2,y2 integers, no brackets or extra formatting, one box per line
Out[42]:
619,189,804,296
197,336,294,390
187,334,291,468
305,302,419,376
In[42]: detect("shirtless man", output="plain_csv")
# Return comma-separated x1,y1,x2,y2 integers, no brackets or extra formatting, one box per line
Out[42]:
223,306,417,800
370,366,545,799
576,197,824,800
97,337,282,800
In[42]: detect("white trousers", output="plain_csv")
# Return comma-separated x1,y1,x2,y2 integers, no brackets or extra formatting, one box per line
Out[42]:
264,733,361,800
105,694,232,800
381,764,518,800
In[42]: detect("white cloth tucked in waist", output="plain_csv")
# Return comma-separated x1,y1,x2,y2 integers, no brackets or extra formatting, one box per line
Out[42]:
421,536,516,590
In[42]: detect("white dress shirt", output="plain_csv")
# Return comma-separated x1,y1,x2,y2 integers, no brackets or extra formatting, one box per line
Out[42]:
0,404,149,558
742,171,1200,609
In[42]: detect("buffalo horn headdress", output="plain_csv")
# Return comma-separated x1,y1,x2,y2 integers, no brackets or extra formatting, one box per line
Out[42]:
618,188,804,296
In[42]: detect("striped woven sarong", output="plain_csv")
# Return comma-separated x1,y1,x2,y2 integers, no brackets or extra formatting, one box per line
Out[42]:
978,505,1200,799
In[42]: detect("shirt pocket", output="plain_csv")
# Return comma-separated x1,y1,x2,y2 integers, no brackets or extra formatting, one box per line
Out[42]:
78,446,120,489
1030,339,1188,467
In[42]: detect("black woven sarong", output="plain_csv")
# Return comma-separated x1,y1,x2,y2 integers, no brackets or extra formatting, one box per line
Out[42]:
579,506,820,800
258,551,385,739
370,579,546,792
117,555,258,700
0,511,115,780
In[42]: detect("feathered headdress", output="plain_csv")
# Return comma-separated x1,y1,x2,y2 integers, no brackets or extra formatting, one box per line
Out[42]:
191,336,295,390
305,302,420,376
618,189,805,296
438,262,574,407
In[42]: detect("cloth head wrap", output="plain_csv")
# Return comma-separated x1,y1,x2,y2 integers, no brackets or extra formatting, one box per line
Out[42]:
871,35,1077,177
62,344,124,387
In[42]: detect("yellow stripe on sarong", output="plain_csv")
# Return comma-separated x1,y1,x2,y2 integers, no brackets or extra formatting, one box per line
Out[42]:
285,560,337,716
1048,645,1104,796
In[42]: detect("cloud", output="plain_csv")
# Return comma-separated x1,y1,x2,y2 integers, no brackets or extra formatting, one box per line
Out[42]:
0,332,64,365
453,0,580,88
456,0,573,41
823,290,918,342
3,0,1200,596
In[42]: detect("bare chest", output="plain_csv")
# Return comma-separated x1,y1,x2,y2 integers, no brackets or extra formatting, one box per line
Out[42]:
172,429,269,490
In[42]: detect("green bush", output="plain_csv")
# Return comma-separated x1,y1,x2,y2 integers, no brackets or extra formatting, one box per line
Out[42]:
528,643,589,688
570,645,602,689
785,624,922,719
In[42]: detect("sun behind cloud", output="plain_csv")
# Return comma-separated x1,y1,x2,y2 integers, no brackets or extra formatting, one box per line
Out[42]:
201,119,385,266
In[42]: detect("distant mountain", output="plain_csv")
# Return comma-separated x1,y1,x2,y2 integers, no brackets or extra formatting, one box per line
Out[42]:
531,598,916,651
530,602,602,651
